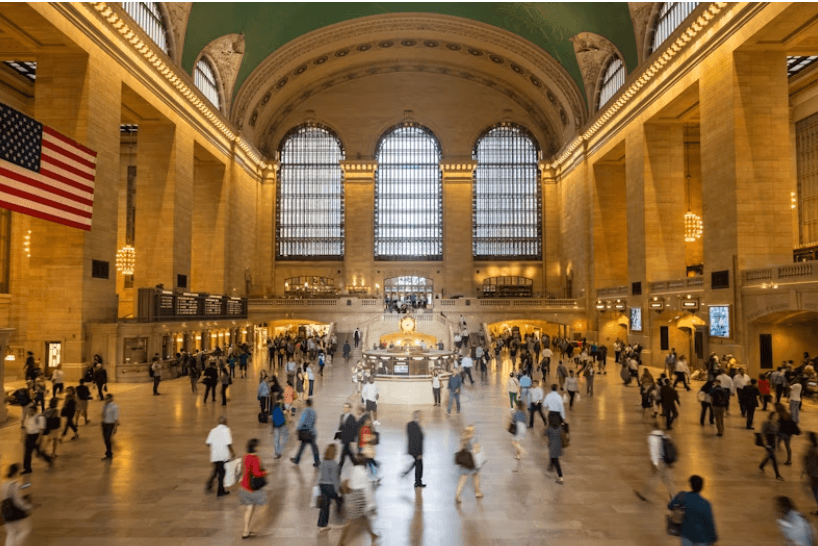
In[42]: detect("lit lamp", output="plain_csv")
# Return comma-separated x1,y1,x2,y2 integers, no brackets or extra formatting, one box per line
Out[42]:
683,136,703,243
116,245,136,275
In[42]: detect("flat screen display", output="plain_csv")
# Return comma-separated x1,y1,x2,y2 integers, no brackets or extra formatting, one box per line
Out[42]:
630,307,642,332
393,364,409,374
709,305,730,338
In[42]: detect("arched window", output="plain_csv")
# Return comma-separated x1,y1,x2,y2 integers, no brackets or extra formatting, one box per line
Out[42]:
597,56,626,109
375,124,442,260
277,124,345,259
472,124,541,260
121,2,169,55
194,58,220,110
649,2,700,55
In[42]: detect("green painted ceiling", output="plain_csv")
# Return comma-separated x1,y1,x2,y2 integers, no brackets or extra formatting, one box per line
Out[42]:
182,3,638,98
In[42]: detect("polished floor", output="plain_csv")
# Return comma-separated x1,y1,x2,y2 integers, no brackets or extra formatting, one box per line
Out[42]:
1,352,815,545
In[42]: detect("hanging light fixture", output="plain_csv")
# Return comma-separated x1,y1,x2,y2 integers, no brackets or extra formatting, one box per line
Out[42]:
683,130,702,242
116,245,136,275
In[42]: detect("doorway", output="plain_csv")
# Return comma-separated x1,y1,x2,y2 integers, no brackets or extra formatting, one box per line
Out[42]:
45,341,61,371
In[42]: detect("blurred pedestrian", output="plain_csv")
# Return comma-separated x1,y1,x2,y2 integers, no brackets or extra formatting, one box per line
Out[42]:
1,464,33,546
455,425,484,502
775,496,815,546
317,443,342,531
668,475,718,546
239,438,267,539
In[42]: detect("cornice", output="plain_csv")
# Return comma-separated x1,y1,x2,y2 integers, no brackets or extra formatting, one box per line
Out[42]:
64,2,269,175
550,2,731,179
340,160,378,181
440,160,477,177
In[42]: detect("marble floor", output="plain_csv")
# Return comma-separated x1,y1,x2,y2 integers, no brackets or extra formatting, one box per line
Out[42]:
1,353,814,545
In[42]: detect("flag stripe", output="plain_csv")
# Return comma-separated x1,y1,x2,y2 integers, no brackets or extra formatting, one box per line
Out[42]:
37,167,95,195
0,180,92,217
0,198,91,231
40,154,95,183
41,137,96,170
41,147,96,183
42,126,96,159
1,160,93,200
0,165,94,207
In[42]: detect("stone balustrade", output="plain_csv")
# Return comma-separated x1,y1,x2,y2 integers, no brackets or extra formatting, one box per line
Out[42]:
249,297,582,314
648,276,705,294
742,262,817,286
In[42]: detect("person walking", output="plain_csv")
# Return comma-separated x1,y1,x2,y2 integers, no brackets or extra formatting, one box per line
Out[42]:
257,373,271,416
759,373,772,411
660,379,680,430
100,393,119,461
431,369,441,406
541,345,553,376
189,362,200,394
239,438,267,539
43,397,62,458
759,411,784,481
447,367,463,415
336,455,379,546
402,410,425,488
239,351,250,379
317,444,342,531
60,387,79,441
744,378,761,429
271,397,289,458
150,354,162,395
565,370,579,409
667,475,718,546
711,383,728,437
584,362,595,396
790,379,803,424
519,372,532,408
777,404,799,467
543,384,566,427
75,379,92,426
21,404,52,474
202,362,219,404
698,380,714,426
672,356,692,391
511,400,528,464
1,464,33,546
507,373,520,409
804,432,818,516
528,380,547,429
775,496,815,546
291,398,320,467
50,364,64,398
772,367,787,404
93,363,108,401
205,415,235,496
545,416,565,484
634,427,675,502
338,402,359,470
354,328,360,348
361,376,380,425
307,363,315,397
460,354,475,385
219,366,231,406
556,360,568,391
455,425,484,502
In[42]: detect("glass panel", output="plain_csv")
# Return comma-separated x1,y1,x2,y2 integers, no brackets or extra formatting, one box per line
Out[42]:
788,56,818,79
598,56,626,108
194,58,220,109
375,124,442,260
277,125,345,259
796,113,818,246
473,124,541,260
121,2,169,54
650,2,700,55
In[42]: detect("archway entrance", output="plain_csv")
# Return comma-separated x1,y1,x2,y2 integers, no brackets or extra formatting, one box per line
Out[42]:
384,276,433,311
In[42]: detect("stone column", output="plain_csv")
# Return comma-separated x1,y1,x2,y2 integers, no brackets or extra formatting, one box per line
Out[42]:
135,122,194,290
191,148,227,293
341,160,377,291
541,164,562,297
592,160,628,289
255,163,277,297
441,160,476,297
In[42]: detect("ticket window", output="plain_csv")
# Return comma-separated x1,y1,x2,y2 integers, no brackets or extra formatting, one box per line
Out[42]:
45,342,61,370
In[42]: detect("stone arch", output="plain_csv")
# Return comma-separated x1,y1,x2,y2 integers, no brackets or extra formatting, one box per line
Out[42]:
193,33,245,115
570,32,626,114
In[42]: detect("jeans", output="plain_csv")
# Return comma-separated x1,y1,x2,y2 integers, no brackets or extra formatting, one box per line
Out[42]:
529,402,547,427
153,376,161,394
221,384,228,406
760,444,781,477
405,455,423,485
550,457,563,478
208,460,227,494
462,367,474,384
339,441,356,469
432,387,441,404
52,383,64,398
586,377,594,396
273,426,289,456
204,384,216,402
62,417,78,437
567,390,576,408
447,391,460,413
509,392,517,408
309,380,314,397
293,437,320,464
699,402,713,425
102,423,115,458
318,483,342,527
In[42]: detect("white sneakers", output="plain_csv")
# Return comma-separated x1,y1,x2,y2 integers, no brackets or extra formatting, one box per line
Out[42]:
373,420,380,426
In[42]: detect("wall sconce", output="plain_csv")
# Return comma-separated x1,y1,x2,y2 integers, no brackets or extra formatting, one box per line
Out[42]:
792,191,797,210
116,245,136,275
23,230,31,258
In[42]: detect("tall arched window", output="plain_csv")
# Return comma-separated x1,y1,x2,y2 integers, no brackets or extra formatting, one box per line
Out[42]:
597,56,626,109
375,124,442,260
121,2,169,55
277,124,345,260
194,58,221,110
649,2,700,55
473,124,541,260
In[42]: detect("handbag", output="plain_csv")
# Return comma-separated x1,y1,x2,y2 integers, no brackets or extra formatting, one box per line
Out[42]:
755,432,765,447
1,495,28,522
666,495,686,536
250,474,267,491
223,458,242,488
454,449,475,469
560,428,570,448
507,421,517,435
298,429,313,442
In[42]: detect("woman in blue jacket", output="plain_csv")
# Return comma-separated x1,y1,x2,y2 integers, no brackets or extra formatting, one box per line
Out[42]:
668,475,718,546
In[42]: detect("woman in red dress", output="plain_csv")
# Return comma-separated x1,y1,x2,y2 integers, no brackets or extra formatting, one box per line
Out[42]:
239,438,267,539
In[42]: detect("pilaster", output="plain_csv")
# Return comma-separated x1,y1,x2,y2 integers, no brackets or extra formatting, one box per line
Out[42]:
256,162,277,297
191,148,228,293
341,160,377,290
541,164,561,297
441,160,476,297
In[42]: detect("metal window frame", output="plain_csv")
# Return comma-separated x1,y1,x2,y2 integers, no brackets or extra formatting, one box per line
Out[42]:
1,61,36,82
649,2,700,55
276,123,345,261
194,57,221,109
121,2,169,54
472,123,542,261
374,123,443,261
788,56,818,79
597,56,626,109
796,112,818,247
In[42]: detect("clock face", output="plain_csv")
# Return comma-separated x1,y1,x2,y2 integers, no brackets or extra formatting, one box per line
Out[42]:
400,316,415,333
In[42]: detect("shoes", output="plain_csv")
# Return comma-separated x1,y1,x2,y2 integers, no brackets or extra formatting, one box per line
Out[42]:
556,477,564,484
274,454,281,459
313,463,321,468
290,458,299,465
475,493,484,498
455,497,461,503
746,427,755,430
20,470,32,475
716,433,723,437
414,483,427,488
318,526,331,532
101,455,112,460
785,461,792,466
373,421,380,426
217,491,230,496
776,476,785,481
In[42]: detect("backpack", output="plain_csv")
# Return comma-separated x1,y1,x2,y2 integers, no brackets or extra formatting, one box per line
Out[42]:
272,405,286,428
661,436,678,465
710,387,727,407
148,366,154,378
46,409,61,430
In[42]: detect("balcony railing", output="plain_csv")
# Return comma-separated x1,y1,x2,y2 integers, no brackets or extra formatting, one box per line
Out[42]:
597,286,628,298
249,297,582,313
649,276,704,294
743,262,817,286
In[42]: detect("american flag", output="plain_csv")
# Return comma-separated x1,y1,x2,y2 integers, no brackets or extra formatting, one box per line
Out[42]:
0,102,96,231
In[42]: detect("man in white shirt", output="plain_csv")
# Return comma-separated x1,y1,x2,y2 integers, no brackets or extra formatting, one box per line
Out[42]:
205,416,235,497
362,376,380,425
635,429,675,502
528,380,547,428
789,381,803,424
22,404,52,474
732,368,751,416
543,384,566,425
460,355,475,385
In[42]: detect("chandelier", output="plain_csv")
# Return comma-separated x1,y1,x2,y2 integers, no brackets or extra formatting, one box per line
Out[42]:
683,134,702,243
116,245,136,275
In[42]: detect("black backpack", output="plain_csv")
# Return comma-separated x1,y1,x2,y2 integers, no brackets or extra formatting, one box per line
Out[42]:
661,436,678,465
711,387,727,407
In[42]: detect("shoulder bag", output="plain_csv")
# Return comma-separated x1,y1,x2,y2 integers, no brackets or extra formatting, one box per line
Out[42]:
1,484,28,522
454,449,475,469
246,455,267,491
666,492,685,536
298,428,313,442
507,421,517,435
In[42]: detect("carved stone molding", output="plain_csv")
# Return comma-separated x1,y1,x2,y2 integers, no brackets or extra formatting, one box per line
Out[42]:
570,32,624,114
340,160,378,181
231,14,587,150
197,33,245,113
440,160,477,180
163,2,192,65
628,2,657,65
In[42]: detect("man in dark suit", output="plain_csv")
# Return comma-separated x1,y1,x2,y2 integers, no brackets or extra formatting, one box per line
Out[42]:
338,403,359,470
402,411,425,487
